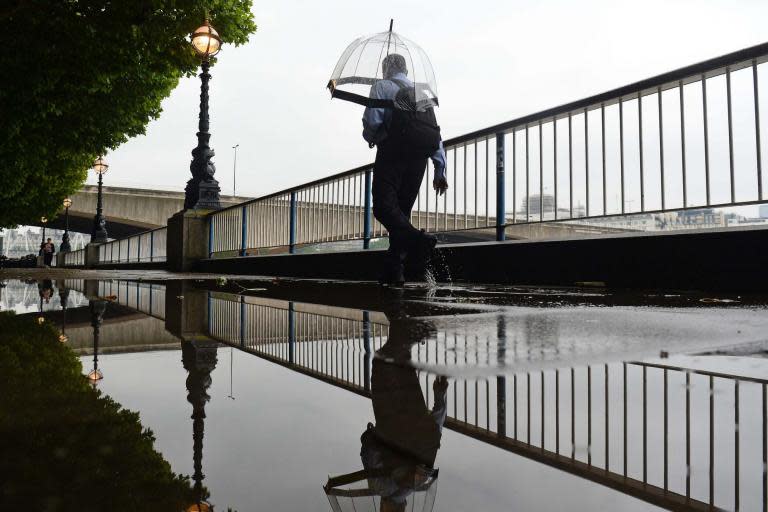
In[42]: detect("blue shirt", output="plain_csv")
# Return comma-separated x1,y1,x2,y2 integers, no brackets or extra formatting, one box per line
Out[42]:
362,72,447,179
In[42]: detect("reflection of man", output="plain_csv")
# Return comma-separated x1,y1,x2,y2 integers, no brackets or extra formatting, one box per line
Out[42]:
363,54,448,286
363,313,447,511
38,279,54,304
325,310,447,512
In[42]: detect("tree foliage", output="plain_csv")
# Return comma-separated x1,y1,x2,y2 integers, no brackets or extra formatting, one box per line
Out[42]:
0,0,257,227
0,312,203,510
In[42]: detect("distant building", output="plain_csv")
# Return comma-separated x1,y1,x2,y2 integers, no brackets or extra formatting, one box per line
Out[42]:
515,194,585,220
0,227,87,258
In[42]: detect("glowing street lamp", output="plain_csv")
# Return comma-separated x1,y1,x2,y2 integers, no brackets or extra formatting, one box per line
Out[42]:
184,19,223,211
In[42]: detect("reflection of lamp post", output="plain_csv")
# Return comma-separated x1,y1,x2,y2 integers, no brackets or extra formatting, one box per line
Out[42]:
87,299,107,385
37,291,44,324
184,20,223,211
58,286,70,343
182,340,218,511
60,198,72,252
91,157,109,243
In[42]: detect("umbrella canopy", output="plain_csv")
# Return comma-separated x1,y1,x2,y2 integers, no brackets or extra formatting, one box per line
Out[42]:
324,467,439,512
327,20,438,111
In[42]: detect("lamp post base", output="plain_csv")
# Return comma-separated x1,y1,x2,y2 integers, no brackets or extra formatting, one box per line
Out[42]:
91,231,108,244
193,179,221,210
60,232,72,253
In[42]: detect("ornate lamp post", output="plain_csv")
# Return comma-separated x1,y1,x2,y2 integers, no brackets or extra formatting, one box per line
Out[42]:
184,20,223,211
40,216,47,244
60,198,72,252
91,156,109,243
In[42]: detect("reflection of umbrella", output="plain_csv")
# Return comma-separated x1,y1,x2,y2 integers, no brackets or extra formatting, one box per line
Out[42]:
324,465,438,512
327,20,438,111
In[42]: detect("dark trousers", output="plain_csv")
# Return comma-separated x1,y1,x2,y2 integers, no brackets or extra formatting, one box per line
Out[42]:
43,253,53,266
372,152,428,271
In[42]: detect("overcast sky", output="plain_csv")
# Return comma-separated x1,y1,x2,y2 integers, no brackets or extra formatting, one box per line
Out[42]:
90,0,768,206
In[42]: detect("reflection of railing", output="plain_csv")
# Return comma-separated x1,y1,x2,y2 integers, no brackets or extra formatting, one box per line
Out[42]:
207,295,388,390
96,280,166,320
205,293,767,511
63,248,86,267
207,42,768,257
98,227,167,264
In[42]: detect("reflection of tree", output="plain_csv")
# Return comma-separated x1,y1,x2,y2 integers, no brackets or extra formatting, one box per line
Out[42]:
0,312,196,510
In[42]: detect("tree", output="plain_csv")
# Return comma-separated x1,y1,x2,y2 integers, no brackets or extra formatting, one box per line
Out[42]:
0,312,202,510
0,0,256,227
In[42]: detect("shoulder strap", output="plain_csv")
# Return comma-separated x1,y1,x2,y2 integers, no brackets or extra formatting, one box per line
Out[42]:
390,78,412,91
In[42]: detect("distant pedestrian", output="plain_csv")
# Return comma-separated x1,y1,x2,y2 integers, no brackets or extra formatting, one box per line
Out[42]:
40,238,55,267
363,53,448,286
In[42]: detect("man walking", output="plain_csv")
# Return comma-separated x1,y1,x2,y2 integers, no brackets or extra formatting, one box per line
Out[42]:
363,53,448,286
40,238,55,267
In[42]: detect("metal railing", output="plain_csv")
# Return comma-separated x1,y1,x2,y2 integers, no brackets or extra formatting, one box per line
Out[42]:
207,42,768,257
204,292,768,511
98,227,167,264
63,248,86,267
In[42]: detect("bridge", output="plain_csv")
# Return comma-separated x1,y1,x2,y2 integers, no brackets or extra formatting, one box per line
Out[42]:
58,42,768,291
38,185,250,239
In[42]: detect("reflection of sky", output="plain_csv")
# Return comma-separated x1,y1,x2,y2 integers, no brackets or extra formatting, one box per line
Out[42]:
91,348,658,512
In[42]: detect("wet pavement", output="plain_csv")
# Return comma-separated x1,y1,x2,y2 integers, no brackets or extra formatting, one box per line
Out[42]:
1,270,767,511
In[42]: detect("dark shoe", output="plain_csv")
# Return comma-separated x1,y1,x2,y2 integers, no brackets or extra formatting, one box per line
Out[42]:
378,263,405,287
410,230,437,265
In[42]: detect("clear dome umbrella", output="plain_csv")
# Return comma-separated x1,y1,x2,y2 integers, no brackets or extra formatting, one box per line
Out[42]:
327,20,438,111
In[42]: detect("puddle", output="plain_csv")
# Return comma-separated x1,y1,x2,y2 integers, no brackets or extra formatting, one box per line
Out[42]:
2,276,767,511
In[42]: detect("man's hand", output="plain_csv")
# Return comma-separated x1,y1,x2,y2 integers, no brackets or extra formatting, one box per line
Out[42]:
433,375,449,395
433,174,448,196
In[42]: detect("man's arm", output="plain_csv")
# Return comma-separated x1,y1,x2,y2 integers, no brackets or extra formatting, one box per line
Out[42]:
432,141,448,195
362,82,389,146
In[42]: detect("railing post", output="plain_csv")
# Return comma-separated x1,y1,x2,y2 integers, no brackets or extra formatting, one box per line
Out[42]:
363,169,372,249
208,216,214,259
495,132,506,241
289,191,297,254
363,310,372,392
239,295,246,347
240,205,247,257
288,301,295,364
149,230,154,262
136,235,141,262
